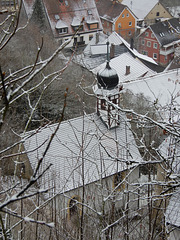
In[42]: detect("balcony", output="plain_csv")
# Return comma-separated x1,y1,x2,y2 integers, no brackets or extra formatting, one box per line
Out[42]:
160,48,174,56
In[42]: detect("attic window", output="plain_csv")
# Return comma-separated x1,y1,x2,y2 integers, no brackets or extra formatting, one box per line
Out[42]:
156,12,159,16
56,20,68,34
55,15,60,20
113,172,126,191
159,32,164,37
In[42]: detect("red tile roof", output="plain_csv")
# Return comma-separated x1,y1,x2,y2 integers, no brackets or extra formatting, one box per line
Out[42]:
23,0,102,38
95,0,126,21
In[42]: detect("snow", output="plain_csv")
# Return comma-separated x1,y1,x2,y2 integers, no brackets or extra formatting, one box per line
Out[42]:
122,0,158,19
124,69,180,109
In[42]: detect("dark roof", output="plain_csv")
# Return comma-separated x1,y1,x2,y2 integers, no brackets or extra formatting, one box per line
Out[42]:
150,18,180,46
95,0,126,21
97,61,119,89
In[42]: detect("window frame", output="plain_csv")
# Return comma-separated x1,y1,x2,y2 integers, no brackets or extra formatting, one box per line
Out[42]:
153,53,157,59
67,195,82,220
153,42,158,49
147,41,151,47
113,171,126,191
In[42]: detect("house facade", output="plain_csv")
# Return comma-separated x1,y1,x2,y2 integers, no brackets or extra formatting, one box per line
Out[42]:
137,18,180,66
23,0,103,48
120,0,172,27
95,0,137,41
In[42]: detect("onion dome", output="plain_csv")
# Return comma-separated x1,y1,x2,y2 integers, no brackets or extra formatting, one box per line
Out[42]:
97,61,119,90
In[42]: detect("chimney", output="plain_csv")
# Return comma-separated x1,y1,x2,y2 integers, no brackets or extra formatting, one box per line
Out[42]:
125,66,130,75
96,31,99,44
130,38,134,50
110,44,115,59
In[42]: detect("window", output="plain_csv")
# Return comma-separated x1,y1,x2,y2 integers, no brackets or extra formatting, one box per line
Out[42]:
129,21,132,26
156,12,160,16
127,13,129,17
122,14,125,18
89,23,98,30
142,50,148,55
153,43,157,49
57,27,68,34
101,99,106,110
151,33,154,38
80,36,84,42
141,39,145,45
128,31,131,35
89,34,93,41
68,196,82,220
147,41,151,47
145,32,149,37
113,172,126,191
118,23,121,28
153,53,157,59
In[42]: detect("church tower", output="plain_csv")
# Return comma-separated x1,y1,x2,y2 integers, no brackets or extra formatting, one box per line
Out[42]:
93,42,122,129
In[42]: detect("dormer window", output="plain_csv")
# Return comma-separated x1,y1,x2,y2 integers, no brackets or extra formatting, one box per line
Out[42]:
56,20,68,34
86,9,99,29
71,17,83,31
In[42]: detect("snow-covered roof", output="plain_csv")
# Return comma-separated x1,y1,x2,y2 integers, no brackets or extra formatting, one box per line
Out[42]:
117,33,157,65
22,0,36,18
71,17,81,26
159,136,180,228
124,69,180,112
121,0,158,19
168,6,180,18
56,20,68,29
92,52,156,83
166,187,180,228
23,113,142,195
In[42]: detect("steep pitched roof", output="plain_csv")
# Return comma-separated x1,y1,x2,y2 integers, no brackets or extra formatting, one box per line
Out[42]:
23,113,142,194
123,69,180,121
92,52,156,83
95,0,127,22
150,18,180,46
121,0,159,19
75,31,158,71
23,0,102,37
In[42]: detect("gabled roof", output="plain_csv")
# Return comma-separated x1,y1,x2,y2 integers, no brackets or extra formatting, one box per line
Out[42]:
123,69,180,121
95,0,135,22
75,31,158,71
121,0,159,20
23,0,102,37
92,52,156,83
23,113,142,194
150,18,180,46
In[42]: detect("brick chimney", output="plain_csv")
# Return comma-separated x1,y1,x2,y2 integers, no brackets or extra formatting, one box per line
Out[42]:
125,66,130,75
96,31,99,44
110,44,115,59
